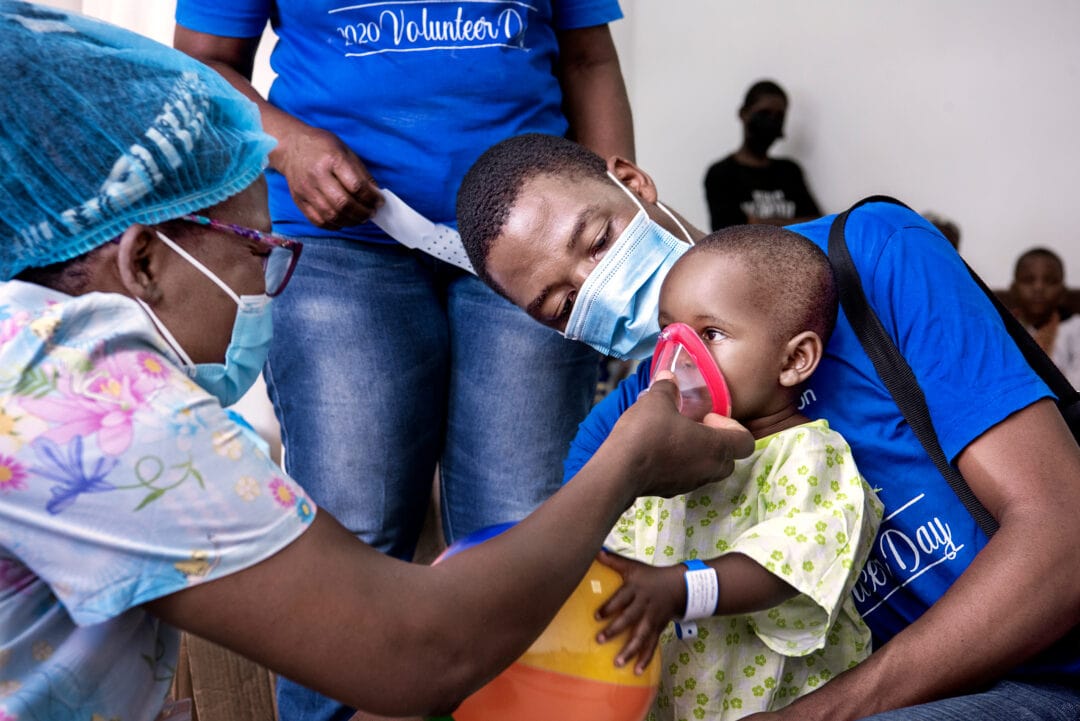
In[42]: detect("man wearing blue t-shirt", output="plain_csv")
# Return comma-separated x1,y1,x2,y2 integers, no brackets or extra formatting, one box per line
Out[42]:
174,6,633,720
455,133,1080,721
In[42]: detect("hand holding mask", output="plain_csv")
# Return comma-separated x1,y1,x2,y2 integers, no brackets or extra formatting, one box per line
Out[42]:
650,322,731,421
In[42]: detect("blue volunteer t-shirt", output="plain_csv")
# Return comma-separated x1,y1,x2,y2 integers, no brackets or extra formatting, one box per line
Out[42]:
176,0,622,243
565,203,1079,676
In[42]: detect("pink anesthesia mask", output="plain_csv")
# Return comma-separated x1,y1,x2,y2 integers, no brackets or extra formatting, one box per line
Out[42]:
650,323,731,420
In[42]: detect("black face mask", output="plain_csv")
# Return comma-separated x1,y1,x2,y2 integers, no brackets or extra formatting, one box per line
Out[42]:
745,111,784,155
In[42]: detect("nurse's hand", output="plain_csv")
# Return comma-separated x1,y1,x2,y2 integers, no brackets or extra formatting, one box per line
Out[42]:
606,370,753,499
273,124,383,229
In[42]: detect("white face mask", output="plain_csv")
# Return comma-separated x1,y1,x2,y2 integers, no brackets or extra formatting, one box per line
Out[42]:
562,173,693,360
137,231,273,407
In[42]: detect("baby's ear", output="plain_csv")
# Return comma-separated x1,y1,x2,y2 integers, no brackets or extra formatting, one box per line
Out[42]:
779,331,823,388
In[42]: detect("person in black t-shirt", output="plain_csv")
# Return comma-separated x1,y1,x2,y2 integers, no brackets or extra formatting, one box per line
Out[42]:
704,80,821,231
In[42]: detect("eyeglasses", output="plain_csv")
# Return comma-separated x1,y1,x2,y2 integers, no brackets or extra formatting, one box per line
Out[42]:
179,214,303,297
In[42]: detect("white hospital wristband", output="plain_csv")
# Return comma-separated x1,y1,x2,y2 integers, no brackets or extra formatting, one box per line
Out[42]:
680,559,719,622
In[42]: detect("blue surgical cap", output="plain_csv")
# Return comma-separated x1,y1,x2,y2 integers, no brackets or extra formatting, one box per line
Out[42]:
0,1,276,280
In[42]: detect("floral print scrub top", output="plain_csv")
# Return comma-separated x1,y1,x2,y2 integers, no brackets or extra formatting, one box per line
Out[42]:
604,420,882,721
0,281,315,721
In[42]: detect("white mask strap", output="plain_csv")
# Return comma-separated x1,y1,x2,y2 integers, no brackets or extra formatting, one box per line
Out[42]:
606,170,647,214
134,297,194,367
605,171,694,245
155,230,241,304
654,200,694,246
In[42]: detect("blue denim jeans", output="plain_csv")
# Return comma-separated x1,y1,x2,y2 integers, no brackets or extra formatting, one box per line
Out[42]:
858,679,1080,721
265,238,598,720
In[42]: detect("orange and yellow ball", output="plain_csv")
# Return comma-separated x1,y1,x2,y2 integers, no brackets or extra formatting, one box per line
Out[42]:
434,524,659,721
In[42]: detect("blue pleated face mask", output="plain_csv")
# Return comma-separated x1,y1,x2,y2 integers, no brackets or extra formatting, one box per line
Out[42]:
137,231,273,407
562,174,694,360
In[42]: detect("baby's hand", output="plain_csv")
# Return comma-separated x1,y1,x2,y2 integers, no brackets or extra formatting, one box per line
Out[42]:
595,551,686,674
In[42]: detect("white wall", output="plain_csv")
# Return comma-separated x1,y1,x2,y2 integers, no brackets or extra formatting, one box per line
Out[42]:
611,0,1080,287
46,0,1080,287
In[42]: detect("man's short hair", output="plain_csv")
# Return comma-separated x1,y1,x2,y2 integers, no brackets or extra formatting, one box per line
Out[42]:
688,225,838,344
1014,246,1064,279
742,80,787,110
457,133,608,290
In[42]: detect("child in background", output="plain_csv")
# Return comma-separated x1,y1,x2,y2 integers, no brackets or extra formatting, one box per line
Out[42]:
1011,247,1080,388
594,225,882,721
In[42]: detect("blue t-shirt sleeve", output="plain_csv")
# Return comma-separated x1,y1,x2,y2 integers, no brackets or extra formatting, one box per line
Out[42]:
562,360,650,483
176,0,271,38
863,207,1052,460
553,0,623,30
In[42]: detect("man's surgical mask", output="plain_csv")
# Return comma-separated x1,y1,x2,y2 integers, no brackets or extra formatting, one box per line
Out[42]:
563,174,693,360
746,111,784,155
137,231,273,407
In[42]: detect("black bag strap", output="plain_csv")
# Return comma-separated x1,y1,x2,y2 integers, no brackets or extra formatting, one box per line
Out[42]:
827,196,1000,536
831,196,1080,438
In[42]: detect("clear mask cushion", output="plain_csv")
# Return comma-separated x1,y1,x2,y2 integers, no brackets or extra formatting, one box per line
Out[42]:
649,322,731,419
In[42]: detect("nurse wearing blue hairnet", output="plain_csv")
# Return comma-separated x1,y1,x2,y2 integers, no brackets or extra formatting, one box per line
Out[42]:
0,4,752,719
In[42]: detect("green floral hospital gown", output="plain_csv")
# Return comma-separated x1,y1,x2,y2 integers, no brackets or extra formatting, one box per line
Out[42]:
604,420,882,721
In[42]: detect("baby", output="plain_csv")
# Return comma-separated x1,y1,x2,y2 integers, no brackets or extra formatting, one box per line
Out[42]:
596,225,882,720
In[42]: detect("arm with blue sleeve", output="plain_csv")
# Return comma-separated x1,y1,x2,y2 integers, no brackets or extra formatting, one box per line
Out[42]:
563,360,651,483
754,207,1080,720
